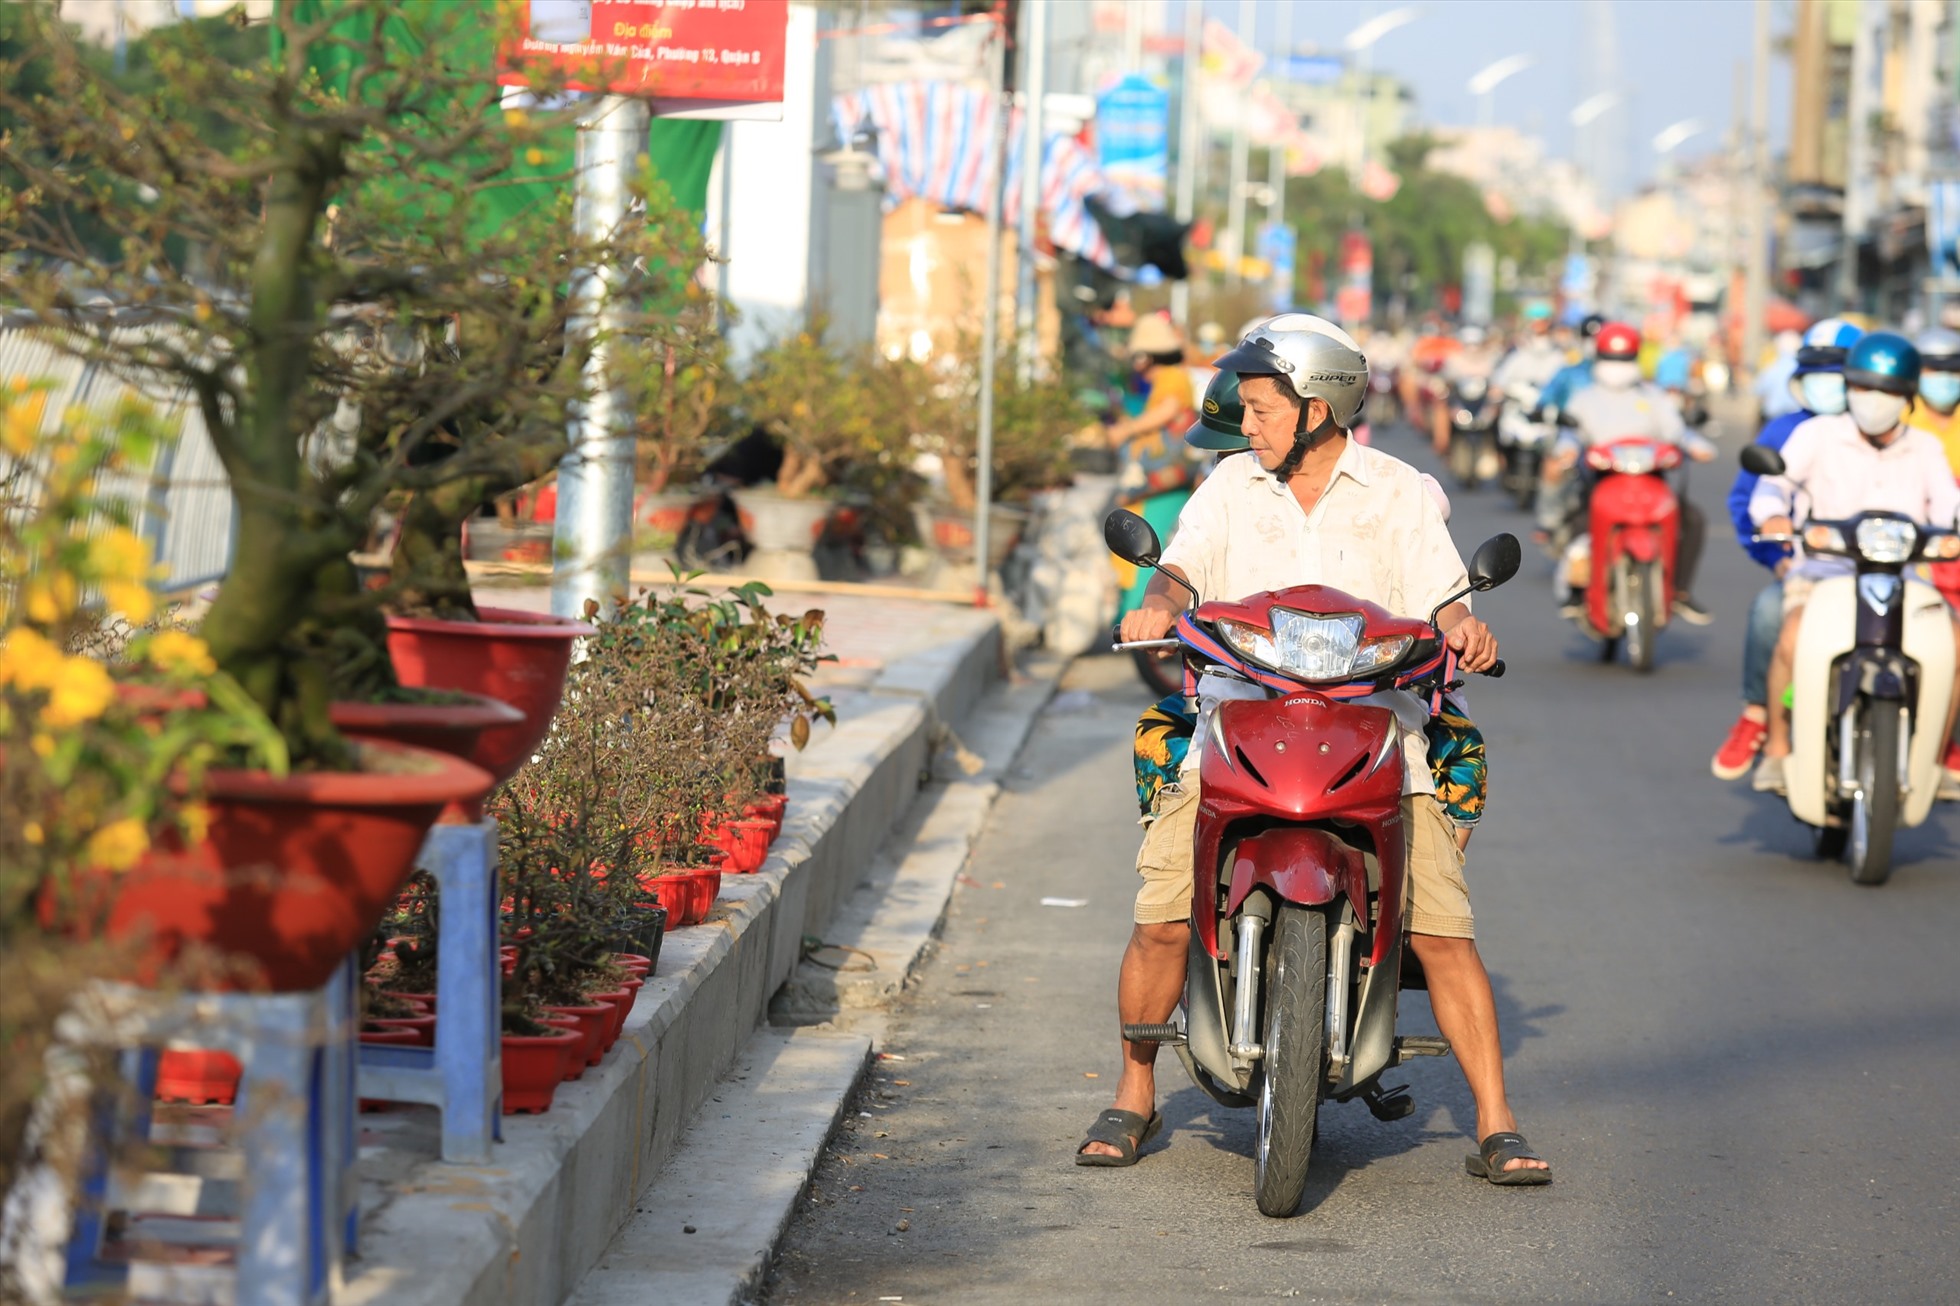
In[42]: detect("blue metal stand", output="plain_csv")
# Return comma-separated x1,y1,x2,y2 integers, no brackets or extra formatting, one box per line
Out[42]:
356,819,503,1162
2,960,360,1306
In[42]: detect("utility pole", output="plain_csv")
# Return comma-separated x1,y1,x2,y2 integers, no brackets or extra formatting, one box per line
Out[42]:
552,94,649,619
1742,0,1771,381
1015,0,1047,380
972,18,1011,605
1170,0,1201,328
1838,0,1876,312
1225,0,1254,287
1266,0,1290,234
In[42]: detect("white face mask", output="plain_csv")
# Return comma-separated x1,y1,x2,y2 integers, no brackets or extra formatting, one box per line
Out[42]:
1593,360,1639,389
1847,389,1909,439
1794,372,1847,416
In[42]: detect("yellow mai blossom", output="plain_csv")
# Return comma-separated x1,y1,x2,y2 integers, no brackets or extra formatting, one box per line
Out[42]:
2,391,45,456
30,732,54,758
147,629,217,677
181,801,213,845
0,627,65,691
91,527,151,583
22,572,77,624
41,654,116,727
24,821,46,846
102,579,156,624
86,817,149,871
525,147,546,166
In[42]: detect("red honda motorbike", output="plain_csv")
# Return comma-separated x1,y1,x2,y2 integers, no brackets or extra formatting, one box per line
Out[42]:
1105,510,1519,1217
1571,436,1682,672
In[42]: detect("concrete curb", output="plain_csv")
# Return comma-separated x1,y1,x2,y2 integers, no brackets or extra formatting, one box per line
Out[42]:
566,654,1067,1306
339,611,1001,1306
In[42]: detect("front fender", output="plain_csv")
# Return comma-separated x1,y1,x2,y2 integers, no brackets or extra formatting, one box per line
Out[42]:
1224,826,1369,922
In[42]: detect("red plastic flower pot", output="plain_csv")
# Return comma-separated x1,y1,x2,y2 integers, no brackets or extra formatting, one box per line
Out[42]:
722,819,774,873
85,741,493,993
586,986,633,1047
501,1027,581,1114
542,1002,610,1072
330,692,524,823
384,606,595,816
377,990,436,1013
155,1049,241,1105
359,1025,423,1047
366,1014,436,1048
613,952,652,976
639,868,721,928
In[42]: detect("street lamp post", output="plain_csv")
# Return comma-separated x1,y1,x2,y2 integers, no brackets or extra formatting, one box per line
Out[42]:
1467,53,1534,132
1170,0,1201,328
1343,6,1419,185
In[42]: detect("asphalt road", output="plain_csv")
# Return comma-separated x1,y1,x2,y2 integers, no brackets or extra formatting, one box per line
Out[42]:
764,420,1960,1305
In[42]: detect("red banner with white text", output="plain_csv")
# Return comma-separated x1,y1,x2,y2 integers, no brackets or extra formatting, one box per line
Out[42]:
498,0,788,104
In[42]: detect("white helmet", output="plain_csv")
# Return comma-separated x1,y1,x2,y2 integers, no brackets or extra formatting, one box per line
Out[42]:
1214,312,1370,429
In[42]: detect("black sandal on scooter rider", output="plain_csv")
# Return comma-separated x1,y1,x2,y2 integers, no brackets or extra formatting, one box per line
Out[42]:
1079,314,1549,1183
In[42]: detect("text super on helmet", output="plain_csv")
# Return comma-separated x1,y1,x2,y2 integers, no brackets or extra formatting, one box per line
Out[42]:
1210,313,1370,429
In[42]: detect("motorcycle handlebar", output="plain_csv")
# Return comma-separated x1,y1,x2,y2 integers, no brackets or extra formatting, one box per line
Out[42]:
1481,659,1506,679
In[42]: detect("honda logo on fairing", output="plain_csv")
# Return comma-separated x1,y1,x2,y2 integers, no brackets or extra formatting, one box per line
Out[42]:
1859,574,1901,612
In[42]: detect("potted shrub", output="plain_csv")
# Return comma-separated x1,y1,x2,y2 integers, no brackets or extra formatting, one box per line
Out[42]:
621,298,728,542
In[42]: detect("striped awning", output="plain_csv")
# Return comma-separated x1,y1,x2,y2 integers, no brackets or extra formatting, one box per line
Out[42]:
832,81,1119,269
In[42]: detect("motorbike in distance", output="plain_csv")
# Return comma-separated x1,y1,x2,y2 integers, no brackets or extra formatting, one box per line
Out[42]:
1496,382,1555,512
1105,508,1520,1216
1740,444,1960,884
1445,375,1502,490
1563,436,1683,673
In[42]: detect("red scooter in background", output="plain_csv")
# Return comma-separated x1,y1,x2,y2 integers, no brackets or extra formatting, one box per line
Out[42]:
1569,436,1682,673
1105,509,1519,1217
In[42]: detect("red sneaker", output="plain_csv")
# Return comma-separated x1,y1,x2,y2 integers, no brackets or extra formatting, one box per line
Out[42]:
1712,711,1769,780
1945,740,1960,776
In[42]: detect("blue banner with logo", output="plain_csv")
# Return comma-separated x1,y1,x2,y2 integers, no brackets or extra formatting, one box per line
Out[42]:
1096,75,1171,212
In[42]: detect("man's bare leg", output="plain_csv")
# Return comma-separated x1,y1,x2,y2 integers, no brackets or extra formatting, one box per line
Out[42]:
1764,610,1803,756
1080,921,1188,1159
1408,933,1549,1175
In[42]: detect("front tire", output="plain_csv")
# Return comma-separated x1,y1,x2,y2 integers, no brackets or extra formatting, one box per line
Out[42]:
1254,905,1328,1218
1625,561,1658,674
1848,702,1903,886
1448,429,1477,488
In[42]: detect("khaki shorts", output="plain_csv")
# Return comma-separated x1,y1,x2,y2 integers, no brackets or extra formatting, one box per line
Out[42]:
1133,780,1474,939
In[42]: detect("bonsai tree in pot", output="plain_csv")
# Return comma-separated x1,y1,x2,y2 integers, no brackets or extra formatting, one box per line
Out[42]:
620,294,728,527
0,3,670,765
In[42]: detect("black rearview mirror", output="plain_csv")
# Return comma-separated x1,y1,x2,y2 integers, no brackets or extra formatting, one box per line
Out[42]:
1103,509,1163,568
1739,444,1786,478
1468,533,1522,592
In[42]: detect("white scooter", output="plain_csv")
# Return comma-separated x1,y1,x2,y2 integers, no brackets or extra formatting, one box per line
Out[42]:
1743,445,1960,884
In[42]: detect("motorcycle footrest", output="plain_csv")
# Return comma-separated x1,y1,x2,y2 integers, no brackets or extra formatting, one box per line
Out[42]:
1121,1023,1186,1045
1393,1035,1451,1063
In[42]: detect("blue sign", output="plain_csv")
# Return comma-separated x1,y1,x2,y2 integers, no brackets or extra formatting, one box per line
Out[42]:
1279,55,1345,86
1929,180,1960,275
1096,75,1171,212
1258,222,1297,310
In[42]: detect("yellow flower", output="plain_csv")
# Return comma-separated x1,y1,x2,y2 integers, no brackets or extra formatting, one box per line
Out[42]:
30,732,54,758
0,628,64,691
22,573,76,624
525,147,545,166
2,392,44,456
41,654,115,727
180,801,213,845
147,629,217,677
86,817,149,871
102,579,156,624
90,527,151,583
24,821,45,846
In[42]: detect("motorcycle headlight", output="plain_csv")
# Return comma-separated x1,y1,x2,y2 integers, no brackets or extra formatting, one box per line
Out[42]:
1608,444,1658,475
1854,518,1918,564
1217,611,1413,683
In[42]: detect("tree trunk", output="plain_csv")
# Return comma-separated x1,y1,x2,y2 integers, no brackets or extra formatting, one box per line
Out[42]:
389,477,486,621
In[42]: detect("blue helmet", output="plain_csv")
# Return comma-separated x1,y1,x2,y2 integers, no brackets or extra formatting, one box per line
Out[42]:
1793,317,1863,375
1843,332,1921,397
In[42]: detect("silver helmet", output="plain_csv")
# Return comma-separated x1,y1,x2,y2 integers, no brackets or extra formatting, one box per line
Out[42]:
1213,312,1370,429
1913,326,1960,372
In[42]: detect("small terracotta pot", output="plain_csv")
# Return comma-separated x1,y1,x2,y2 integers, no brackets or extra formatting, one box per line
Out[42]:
542,1002,610,1072
378,989,436,1013
586,986,633,1047
329,692,525,823
613,952,651,977
359,1025,423,1047
155,1049,241,1105
501,1027,581,1113
721,819,774,873
367,1014,436,1048
640,868,721,927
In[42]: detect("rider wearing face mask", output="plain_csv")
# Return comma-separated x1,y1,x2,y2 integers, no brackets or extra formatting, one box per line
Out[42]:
1908,327,1960,789
1711,319,1863,780
1748,333,1960,794
1548,321,1718,623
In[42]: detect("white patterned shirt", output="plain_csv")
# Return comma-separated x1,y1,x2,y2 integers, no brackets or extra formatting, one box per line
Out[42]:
1158,439,1471,794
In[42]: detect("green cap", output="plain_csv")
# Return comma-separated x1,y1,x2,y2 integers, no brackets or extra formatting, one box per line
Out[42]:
1184,369,1249,451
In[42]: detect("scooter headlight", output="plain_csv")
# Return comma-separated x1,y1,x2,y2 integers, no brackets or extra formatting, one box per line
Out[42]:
1608,444,1658,475
1854,518,1918,564
1218,611,1413,683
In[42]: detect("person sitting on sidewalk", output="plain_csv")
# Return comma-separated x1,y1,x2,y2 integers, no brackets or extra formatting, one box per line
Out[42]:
1711,319,1863,780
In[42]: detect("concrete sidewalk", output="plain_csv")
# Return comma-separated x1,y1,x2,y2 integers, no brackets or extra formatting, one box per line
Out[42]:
338,586,1011,1306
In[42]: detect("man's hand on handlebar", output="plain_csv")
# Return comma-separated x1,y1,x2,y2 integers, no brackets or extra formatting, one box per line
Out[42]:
1119,604,1177,645
1445,615,1500,674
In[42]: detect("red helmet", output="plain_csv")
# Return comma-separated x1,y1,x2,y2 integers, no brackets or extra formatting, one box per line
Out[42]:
1595,321,1642,362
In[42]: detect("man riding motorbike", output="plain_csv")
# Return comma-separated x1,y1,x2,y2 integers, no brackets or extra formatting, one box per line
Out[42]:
1080,315,1550,1185
1748,332,1960,794
1907,326,1960,789
1544,321,1718,623
1711,319,1864,780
